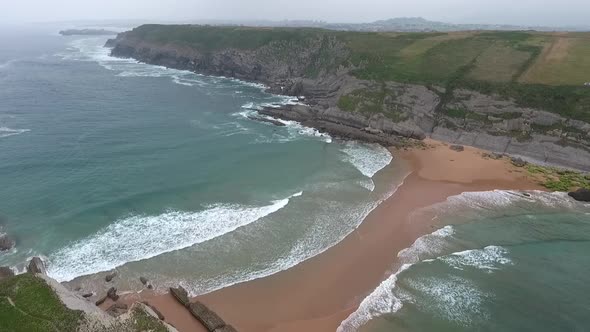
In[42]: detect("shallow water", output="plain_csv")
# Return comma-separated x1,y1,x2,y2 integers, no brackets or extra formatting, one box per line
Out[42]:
340,190,590,332
0,25,399,295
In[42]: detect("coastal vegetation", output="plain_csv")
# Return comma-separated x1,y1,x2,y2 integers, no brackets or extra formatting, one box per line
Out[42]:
0,273,170,332
0,274,82,332
526,164,590,191
124,25,590,122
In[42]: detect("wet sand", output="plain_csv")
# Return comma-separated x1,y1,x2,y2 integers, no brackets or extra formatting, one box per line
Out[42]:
128,140,543,331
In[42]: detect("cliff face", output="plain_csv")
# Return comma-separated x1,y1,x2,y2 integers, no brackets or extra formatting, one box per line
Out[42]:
107,27,590,171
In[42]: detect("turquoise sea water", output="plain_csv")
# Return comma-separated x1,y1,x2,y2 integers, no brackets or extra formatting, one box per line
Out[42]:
339,190,590,332
2,25,590,332
0,26,399,295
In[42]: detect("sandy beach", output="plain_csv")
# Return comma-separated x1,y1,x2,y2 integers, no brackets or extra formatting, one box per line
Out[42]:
121,139,543,332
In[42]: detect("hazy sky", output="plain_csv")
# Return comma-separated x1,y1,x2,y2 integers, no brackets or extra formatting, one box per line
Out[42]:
2,0,589,27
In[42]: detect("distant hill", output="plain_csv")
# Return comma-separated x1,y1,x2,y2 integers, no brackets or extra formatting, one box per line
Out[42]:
179,17,590,33
324,17,589,32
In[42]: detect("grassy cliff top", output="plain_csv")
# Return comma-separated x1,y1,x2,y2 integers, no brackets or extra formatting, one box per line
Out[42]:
124,25,590,121
127,25,590,85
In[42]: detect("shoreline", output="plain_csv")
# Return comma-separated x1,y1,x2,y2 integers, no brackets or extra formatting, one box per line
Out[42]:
116,139,543,332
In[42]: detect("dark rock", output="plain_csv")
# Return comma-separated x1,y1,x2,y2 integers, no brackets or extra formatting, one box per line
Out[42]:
568,188,590,202
95,295,108,306
214,325,238,332
511,157,527,167
107,287,119,301
147,283,153,289
82,293,93,298
114,303,128,310
27,257,46,275
0,266,14,280
483,152,503,159
0,234,15,251
188,301,226,331
170,286,190,307
105,271,117,282
105,302,128,317
247,115,286,127
142,301,165,320
139,276,148,285
450,145,464,152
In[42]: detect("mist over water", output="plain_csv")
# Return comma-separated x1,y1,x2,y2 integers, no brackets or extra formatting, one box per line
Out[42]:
0,26,402,297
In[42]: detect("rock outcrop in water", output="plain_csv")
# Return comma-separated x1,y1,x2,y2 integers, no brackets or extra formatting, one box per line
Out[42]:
106,25,590,171
0,233,14,251
0,266,14,280
27,257,47,275
568,188,590,202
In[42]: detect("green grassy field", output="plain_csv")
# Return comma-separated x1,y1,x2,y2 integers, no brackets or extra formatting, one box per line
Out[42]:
0,274,169,332
126,25,590,122
0,274,82,332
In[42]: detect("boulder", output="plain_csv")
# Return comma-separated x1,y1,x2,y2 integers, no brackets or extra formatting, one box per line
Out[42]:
0,266,14,280
139,276,148,285
105,271,117,282
82,293,93,298
106,302,128,317
147,283,153,289
27,257,46,275
188,301,226,331
107,287,119,301
170,286,190,307
483,152,503,160
247,115,286,127
511,157,527,167
450,145,464,152
568,188,590,202
0,234,15,251
142,301,165,320
95,295,108,306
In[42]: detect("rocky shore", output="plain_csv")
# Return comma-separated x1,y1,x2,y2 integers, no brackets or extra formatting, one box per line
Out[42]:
104,27,590,171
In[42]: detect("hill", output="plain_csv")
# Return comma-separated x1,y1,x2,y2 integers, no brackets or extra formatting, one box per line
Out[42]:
107,25,590,170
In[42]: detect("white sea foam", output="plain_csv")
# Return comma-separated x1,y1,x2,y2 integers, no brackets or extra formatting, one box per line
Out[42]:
0,127,31,138
236,102,333,143
406,275,491,325
441,246,513,273
338,225,455,331
46,192,301,282
337,264,412,332
358,178,376,192
397,225,455,263
341,141,393,178
174,192,384,297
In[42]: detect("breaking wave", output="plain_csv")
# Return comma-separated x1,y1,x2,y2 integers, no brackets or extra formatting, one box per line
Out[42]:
47,192,302,282
0,127,31,138
341,141,393,178
338,189,580,331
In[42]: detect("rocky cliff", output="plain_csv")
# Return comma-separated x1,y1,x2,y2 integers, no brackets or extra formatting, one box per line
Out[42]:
106,25,590,171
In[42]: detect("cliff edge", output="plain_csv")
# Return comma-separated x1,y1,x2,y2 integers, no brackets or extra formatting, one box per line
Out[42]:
106,25,590,170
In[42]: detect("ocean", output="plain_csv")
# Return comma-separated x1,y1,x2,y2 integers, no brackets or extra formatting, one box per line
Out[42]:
340,190,590,332
1,24,590,332
0,25,398,295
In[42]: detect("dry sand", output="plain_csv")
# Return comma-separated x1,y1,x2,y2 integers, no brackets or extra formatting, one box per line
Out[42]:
121,140,543,332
